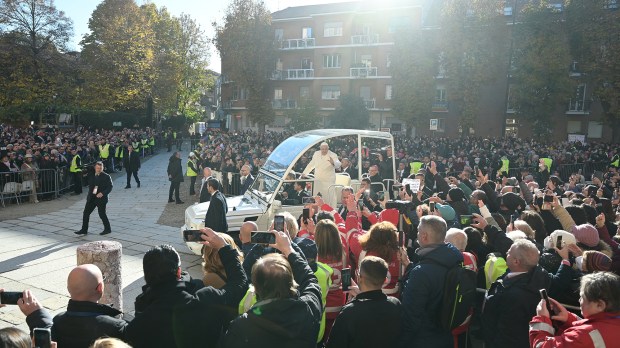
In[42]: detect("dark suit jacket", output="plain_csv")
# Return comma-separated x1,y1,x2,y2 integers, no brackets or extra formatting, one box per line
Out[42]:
239,174,254,195
342,166,358,180
86,172,113,204
123,150,141,172
205,190,228,232
199,177,224,203
283,189,309,205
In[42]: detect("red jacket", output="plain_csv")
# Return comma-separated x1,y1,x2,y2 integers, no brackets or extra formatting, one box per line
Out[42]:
529,311,620,348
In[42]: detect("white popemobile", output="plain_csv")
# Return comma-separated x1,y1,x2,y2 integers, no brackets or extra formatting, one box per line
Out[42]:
181,129,396,255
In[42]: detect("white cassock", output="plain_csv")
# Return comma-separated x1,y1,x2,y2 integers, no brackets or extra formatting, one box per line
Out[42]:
303,150,341,205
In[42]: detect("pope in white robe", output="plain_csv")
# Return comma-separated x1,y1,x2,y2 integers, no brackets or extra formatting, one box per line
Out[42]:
303,142,341,205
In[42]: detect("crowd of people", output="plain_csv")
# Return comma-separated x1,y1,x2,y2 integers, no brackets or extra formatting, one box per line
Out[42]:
2,125,620,348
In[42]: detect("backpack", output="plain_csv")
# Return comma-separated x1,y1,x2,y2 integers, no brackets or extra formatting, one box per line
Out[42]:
423,258,477,332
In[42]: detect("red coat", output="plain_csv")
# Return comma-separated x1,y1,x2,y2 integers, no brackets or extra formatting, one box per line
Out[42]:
529,311,620,348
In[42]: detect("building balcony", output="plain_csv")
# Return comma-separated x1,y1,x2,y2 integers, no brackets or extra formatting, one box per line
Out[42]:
351,34,379,45
566,99,591,115
272,99,297,109
222,101,233,109
286,69,314,79
363,99,376,109
350,66,378,78
432,101,449,112
280,38,315,50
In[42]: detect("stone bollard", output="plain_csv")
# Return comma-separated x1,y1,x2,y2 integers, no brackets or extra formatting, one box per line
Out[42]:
77,241,123,313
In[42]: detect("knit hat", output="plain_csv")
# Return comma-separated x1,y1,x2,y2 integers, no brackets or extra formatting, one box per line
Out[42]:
448,187,466,202
539,252,562,274
583,250,611,272
571,224,600,247
436,203,456,221
500,192,526,212
544,230,577,250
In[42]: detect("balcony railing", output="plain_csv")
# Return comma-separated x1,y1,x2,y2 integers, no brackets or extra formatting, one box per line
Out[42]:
350,66,378,78
432,101,449,112
351,34,379,45
363,99,376,109
286,69,314,79
280,38,315,49
222,101,233,109
566,99,591,114
272,99,297,109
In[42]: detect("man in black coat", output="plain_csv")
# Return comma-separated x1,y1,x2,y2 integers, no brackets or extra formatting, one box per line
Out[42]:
15,264,128,348
282,181,309,205
123,145,141,189
199,167,224,203
326,256,402,348
75,161,113,235
204,177,228,233
239,164,254,195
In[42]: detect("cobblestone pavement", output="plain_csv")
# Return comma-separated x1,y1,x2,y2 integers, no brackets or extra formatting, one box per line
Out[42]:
0,146,202,331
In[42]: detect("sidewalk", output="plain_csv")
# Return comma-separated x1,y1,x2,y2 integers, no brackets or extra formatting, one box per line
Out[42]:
0,148,202,332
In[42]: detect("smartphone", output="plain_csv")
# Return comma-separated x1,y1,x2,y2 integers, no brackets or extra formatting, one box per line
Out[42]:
341,268,351,291
33,328,52,348
302,197,316,204
398,230,404,247
0,291,23,305
358,199,365,211
544,195,554,203
377,191,385,201
251,231,276,245
474,165,479,176
556,235,563,250
302,208,310,223
429,202,436,212
274,215,285,232
539,289,554,316
183,229,203,242
460,215,473,226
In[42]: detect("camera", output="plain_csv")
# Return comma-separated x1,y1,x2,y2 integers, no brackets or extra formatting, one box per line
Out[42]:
0,291,22,305
251,231,276,245
385,200,415,213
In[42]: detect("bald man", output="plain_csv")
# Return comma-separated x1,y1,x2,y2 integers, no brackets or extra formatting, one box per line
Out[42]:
17,264,128,347
239,221,258,256
239,164,254,195
199,167,223,203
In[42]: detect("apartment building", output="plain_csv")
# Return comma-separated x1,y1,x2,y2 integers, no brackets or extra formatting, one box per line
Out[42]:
218,0,613,142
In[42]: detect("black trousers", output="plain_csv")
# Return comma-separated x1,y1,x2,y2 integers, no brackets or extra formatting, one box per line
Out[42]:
189,176,197,195
81,198,111,231
169,181,181,201
126,170,140,187
73,172,82,194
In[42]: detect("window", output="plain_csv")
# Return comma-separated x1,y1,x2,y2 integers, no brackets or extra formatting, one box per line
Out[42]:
504,7,513,16
385,85,393,100
323,54,341,68
323,22,343,37
360,55,372,67
274,28,283,40
386,54,392,68
567,121,582,134
302,27,312,39
274,88,282,100
588,122,603,138
321,85,340,100
301,58,312,69
300,86,311,99
435,88,447,102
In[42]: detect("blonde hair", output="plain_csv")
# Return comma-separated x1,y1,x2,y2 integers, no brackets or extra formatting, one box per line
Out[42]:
202,233,243,278
90,338,132,348
513,220,535,240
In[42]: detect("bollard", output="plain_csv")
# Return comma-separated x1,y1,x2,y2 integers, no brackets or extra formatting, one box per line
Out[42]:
77,241,123,314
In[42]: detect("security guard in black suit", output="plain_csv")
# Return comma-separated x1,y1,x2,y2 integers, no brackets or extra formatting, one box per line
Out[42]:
204,177,228,233
75,161,113,235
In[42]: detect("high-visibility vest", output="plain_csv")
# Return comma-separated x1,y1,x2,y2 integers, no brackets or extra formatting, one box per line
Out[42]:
132,141,140,150
115,146,123,158
238,262,333,343
500,158,509,174
541,158,553,171
173,131,177,139
484,255,507,289
141,139,148,148
149,137,155,146
70,155,81,173
409,161,423,175
187,159,198,177
98,144,110,159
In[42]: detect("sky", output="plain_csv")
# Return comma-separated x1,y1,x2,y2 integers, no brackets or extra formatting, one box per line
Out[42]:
54,0,353,73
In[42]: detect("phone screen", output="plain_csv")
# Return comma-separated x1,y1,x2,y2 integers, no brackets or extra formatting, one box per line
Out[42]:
302,208,310,222
358,199,365,211
556,235,563,250
544,195,554,203
0,291,23,305
460,215,473,226
251,231,276,245
429,202,435,212
33,328,52,348
341,268,351,291
182,230,203,242
377,191,385,201
274,215,285,232
302,197,316,204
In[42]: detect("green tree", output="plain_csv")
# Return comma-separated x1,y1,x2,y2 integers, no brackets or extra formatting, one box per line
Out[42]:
390,29,437,135
287,99,319,131
511,1,573,139
0,0,75,123
330,94,370,129
80,0,156,111
214,0,276,132
565,0,620,141
439,0,507,134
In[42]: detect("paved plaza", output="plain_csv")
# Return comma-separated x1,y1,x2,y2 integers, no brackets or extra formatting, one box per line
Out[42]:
0,149,202,332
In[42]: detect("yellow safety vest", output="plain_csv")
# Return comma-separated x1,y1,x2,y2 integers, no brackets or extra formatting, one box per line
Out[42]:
409,161,423,175
541,158,553,171
500,159,509,174
187,159,198,177
98,144,110,159
238,262,333,343
132,141,140,150
115,146,123,158
70,155,81,173
141,139,148,148
173,132,177,139
149,137,155,146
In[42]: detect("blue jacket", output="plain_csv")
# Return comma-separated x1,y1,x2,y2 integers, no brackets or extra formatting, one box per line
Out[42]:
400,243,463,348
